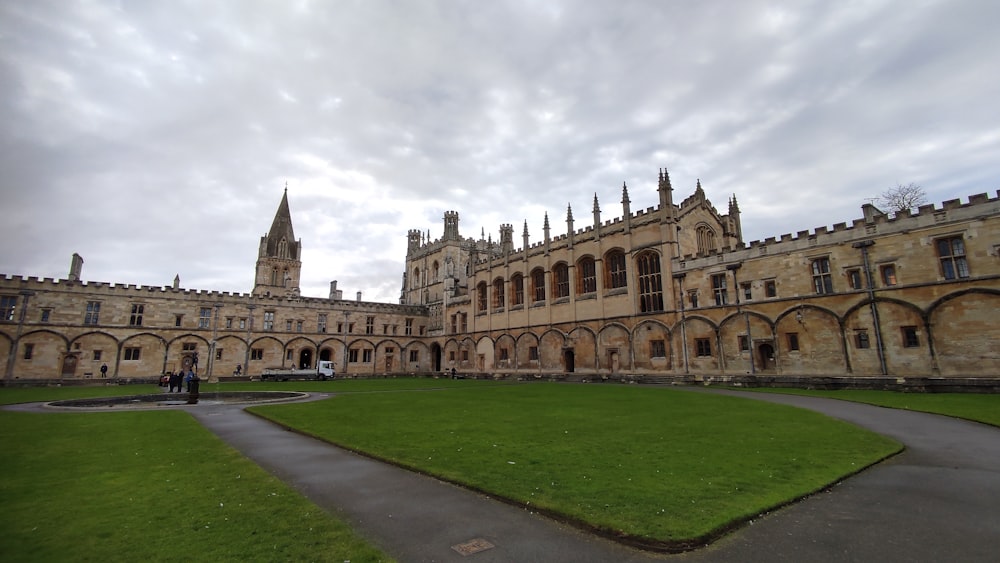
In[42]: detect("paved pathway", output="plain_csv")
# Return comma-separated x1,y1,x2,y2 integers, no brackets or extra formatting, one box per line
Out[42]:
16,388,1000,561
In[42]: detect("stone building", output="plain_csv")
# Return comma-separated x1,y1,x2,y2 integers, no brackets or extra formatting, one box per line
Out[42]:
2,169,999,385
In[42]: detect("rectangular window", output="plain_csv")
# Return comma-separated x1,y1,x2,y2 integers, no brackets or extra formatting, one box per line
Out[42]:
409,350,419,362
449,350,456,361
93,350,102,361
348,349,359,363
855,329,870,349
40,309,51,323
199,307,212,328
787,332,800,351
741,282,752,301
263,311,274,331
383,324,389,334
318,314,327,333
124,347,141,361
637,253,664,312
529,346,538,361
366,316,375,335
129,304,144,326
902,326,920,348
23,343,33,360
695,338,711,357
250,348,263,361
175,314,183,327
451,314,458,334
239,318,246,330
811,258,833,294
688,291,698,308
183,342,196,351
0,295,16,321
225,317,233,329
847,269,863,290
712,273,728,306
738,335,749,352
880,264,897,286
348,322,354,333
460,313,468,332
936,236,969,280
84,301,100,325
499,347,509,361
285,320,293,331
216,348,223,360
461,350,469,361
405,318,413,335
419,325,426,335
296,321,303,332
477,283,488,312
650,339,666,358
362,349,373,363
765,280,777,298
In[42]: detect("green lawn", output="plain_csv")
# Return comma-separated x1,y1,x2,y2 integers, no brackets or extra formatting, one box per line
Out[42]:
740,387,1000,427
249,382,901,548
0,406,392,562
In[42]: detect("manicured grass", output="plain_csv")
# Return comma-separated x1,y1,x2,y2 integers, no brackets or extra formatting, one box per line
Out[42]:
0,408,392,562
250,383,901,548
740,387,1000,427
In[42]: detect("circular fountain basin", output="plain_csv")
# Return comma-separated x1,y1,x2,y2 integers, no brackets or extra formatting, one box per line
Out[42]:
46,391,310,410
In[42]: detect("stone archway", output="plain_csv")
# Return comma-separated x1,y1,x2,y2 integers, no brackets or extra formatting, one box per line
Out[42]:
61,354,79,377
298,349,313,369
564,348,575,373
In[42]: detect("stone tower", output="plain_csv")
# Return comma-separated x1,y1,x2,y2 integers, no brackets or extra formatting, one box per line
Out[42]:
252,188,302,298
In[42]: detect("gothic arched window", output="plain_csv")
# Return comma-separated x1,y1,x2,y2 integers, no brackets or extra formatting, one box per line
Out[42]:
636,251,664,313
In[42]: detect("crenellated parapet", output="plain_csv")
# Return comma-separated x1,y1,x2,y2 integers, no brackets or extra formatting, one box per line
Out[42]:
675,191,1000,266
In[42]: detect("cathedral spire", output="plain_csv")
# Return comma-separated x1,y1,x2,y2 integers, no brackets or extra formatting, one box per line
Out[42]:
253,187,302,298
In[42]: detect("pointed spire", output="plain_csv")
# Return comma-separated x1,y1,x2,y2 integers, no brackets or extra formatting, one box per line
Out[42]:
543,212,550,231
696,178,704,195
522,220,529,237
730,193,740,213
592,193,600,213
566,203,574,222
621,181,631,205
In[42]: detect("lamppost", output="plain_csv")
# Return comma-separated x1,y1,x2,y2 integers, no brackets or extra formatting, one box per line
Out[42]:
207,302,222,381
727,263,755,375
245,303,256,377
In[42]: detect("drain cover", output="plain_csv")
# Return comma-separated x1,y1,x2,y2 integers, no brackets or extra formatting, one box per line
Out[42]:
451,538,495,556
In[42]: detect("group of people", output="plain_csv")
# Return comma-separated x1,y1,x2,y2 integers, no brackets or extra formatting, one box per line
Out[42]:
165,369,198,392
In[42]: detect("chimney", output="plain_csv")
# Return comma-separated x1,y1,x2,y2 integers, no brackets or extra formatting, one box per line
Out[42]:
68,253,84,282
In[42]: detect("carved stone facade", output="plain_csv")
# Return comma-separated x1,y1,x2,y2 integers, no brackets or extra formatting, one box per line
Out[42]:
2,168,999,384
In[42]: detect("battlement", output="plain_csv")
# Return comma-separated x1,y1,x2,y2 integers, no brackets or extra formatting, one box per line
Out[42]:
678,191,1000,263
0,275,255,299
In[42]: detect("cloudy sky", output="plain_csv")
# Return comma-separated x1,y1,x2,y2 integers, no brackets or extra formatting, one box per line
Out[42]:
2,0,998,303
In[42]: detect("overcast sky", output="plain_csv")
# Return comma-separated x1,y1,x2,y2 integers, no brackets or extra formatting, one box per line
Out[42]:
2,0,998,303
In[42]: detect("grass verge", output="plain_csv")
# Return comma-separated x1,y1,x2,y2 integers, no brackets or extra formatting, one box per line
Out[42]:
249,382,901,550
0,408,392,562
738,387,1000,427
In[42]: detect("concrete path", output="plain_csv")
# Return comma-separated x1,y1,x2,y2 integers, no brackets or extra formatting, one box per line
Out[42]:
14,388,999,561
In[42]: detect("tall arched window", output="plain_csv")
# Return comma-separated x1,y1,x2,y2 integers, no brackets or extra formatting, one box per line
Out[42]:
413,268,421,290
511,273,524,306
636,251,664,312
577,256,596,294
553,263,570,298
432,261,440,281
476,281,488,312
696,225,717,254
492,278,505,309
604,250,627,289
531,268,546,302
270,267,278,285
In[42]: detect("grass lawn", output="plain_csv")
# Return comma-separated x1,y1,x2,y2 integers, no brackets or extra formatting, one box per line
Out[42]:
249,382,901,549
0,404,392,562
739,387,1000,427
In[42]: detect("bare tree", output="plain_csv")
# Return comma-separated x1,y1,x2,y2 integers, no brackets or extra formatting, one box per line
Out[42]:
879,182,927,213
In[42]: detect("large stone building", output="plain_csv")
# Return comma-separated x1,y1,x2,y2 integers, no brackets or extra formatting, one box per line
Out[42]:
3,170,999,386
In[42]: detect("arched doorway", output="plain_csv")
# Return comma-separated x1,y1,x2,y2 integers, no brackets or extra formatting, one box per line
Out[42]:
564,348,575,373
61,354,79,377
298,349,313,369
757,342,775,370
